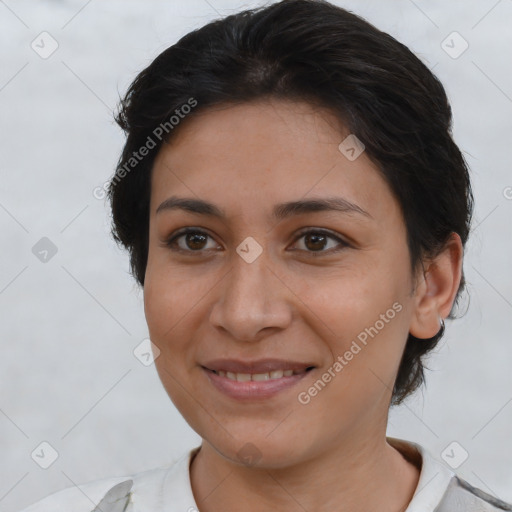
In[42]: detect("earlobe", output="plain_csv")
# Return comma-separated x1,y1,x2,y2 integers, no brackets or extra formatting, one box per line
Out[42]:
409,233,463,339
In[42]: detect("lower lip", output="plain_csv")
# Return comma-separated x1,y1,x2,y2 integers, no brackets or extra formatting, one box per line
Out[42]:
202,367,313,400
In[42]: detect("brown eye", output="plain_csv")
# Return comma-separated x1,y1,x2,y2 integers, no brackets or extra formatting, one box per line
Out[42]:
292,229,349,256
163,228,218,253
183,232,208,250
304,232,328,251
163,227,349,257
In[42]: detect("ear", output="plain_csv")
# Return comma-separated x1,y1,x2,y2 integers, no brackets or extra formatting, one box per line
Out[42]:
409,233,463,339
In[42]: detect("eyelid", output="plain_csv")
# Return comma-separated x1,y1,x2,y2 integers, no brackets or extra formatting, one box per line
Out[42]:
162,226,351,255
290,227,351,254
161,227,220,254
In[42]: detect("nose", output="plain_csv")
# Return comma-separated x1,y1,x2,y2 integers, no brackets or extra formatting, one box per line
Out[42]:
208,248,293,342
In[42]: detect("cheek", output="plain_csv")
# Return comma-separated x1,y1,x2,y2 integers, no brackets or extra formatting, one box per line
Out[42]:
292,254,411,381
143,276,199,409
293,257,405,331
143,277,171,340
143,270,191,365
143,257,200,333
143,267,215,369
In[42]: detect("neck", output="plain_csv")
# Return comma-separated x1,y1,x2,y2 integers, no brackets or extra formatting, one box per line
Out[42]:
189,434,421,512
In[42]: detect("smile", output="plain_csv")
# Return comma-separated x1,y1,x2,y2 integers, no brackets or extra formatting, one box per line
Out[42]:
211,368,310,381
201,362,315,400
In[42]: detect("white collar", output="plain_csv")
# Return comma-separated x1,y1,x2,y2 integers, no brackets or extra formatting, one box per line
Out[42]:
386,437,455,512
153,437,455,511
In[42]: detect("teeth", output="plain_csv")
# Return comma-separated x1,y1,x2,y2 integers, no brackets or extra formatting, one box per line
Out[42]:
252,373,270,381
216,369,298,381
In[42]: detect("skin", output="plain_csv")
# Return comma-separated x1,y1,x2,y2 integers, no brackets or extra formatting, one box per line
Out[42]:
144,99,463,512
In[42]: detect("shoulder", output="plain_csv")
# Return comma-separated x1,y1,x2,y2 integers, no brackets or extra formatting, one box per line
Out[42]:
436,475,512,512
18,475,135,512
387,437,512,512
18,450,198,512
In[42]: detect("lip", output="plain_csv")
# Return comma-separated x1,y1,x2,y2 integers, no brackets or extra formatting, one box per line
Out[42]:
201,359,316,400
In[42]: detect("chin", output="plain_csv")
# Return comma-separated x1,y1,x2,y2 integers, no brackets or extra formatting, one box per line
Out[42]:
204,432,310,470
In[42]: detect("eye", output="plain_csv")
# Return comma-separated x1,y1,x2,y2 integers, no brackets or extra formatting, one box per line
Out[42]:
162,228,219,254
291,228,349,256
162,227,350,256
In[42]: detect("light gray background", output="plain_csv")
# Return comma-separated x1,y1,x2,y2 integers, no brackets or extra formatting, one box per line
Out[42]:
1,1,511,511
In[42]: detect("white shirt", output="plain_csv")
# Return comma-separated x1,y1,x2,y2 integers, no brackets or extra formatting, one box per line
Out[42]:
18,436,510,512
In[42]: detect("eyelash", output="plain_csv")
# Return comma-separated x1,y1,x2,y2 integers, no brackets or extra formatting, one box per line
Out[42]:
162,227,350,257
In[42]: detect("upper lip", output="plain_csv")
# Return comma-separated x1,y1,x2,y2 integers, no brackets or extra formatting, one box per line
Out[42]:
202,358,316,374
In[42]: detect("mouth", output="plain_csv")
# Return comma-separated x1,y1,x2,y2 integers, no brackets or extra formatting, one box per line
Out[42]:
200,359,316,400
206,367,315,382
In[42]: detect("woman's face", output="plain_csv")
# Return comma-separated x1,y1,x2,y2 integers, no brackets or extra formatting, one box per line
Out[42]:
144,99,422,467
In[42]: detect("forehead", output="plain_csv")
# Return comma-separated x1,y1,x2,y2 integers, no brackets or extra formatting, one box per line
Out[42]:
149,99,399,226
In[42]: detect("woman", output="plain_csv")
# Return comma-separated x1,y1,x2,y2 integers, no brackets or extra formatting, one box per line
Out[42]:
19,0,512,510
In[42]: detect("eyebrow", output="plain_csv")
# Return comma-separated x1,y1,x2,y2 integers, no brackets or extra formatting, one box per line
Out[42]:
156,196,372,220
